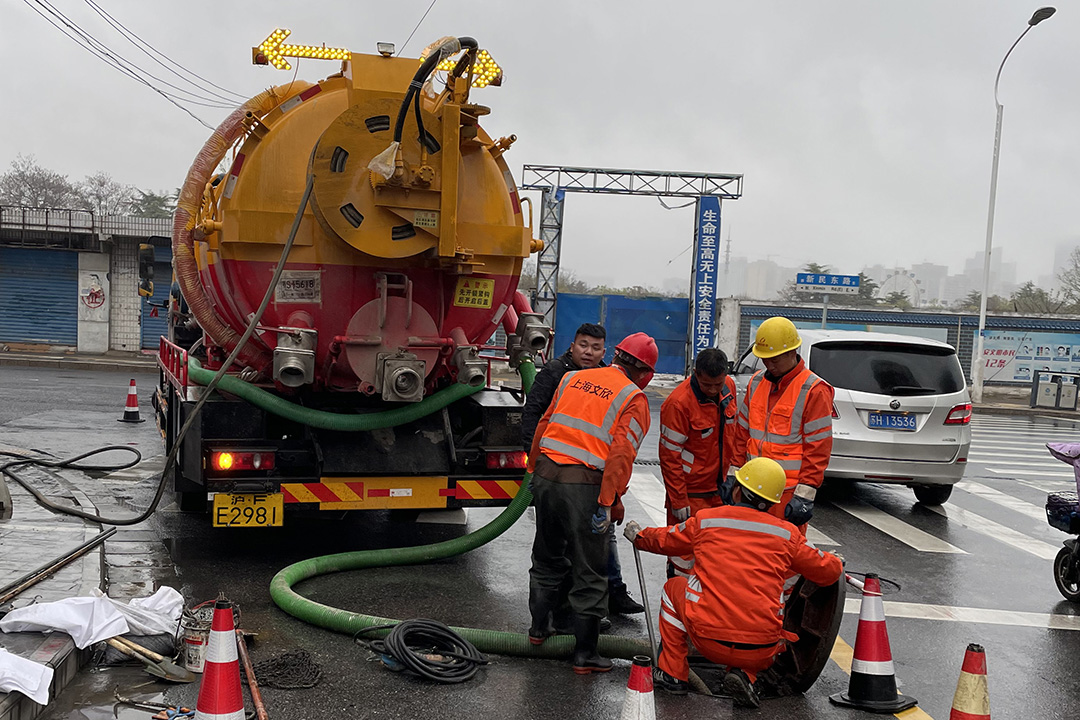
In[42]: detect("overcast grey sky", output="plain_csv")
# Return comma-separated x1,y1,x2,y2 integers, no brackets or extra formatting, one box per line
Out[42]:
2,1,1077,290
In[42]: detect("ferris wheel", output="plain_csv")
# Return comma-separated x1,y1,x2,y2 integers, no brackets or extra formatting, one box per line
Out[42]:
876,269,923,306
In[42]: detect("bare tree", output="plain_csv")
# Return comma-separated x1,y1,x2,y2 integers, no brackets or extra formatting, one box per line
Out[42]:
79,171,136,216
1059,247,1080,304
0,155,85,208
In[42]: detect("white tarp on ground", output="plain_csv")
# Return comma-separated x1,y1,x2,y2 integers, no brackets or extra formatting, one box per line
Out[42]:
0,647,53,705
0,586,183,648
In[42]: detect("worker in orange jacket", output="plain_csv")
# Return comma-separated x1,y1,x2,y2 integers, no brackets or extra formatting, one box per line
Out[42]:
623,457,843,707
730,317,834,527
527,333,657,674
658,348,736,577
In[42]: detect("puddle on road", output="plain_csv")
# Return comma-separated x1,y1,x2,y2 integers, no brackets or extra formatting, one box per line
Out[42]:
36,665,195,720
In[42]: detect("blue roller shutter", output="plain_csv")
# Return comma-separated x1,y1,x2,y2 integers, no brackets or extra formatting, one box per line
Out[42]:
0,248,78,345
141,246,172,348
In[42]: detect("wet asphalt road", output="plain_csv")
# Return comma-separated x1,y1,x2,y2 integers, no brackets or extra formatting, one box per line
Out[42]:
4,366,1080,719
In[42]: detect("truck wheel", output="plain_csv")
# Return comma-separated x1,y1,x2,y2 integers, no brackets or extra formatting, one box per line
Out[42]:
913,484,952,506
176,491,207,513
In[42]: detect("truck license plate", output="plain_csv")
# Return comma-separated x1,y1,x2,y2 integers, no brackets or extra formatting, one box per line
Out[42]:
212,493,283,527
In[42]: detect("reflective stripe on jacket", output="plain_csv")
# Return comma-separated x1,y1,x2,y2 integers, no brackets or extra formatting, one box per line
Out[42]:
635,505,842,645
539,366,644,469
659,375,738,509
737,361,833,490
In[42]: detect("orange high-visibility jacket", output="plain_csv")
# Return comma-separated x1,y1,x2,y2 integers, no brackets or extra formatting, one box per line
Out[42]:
635,505,842,645
530,365,651,506
659,375,737,509
732,359,834,491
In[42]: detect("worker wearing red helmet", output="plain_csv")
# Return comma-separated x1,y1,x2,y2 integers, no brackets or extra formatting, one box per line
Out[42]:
526,332,657,674
658,348,738,578
730,317,835,527
624,457,843,707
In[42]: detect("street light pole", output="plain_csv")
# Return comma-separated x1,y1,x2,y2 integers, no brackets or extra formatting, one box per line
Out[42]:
971,7,1056,404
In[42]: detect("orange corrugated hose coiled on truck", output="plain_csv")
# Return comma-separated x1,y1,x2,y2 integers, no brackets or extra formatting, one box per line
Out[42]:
171,83,314,372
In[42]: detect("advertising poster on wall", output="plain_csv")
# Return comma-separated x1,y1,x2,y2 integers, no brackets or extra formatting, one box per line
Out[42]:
981,330,1080,384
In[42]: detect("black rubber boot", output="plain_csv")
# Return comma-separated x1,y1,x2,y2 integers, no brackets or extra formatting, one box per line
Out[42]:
528,586,559,645
608,583,645,615
723,668,761,708
571,616,613,674
652,667,689,696
553,613,611,635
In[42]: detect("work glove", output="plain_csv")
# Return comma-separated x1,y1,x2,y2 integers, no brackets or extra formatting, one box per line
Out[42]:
718,475,737,506
672,505,691,522
785,495,814,526
623,520,642,543
590,505,612,535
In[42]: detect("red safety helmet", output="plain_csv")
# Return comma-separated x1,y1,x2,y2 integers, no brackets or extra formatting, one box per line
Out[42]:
615,332,658,389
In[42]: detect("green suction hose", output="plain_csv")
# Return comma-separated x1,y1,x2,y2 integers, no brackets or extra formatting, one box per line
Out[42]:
188,356,485,430
266,358,650,661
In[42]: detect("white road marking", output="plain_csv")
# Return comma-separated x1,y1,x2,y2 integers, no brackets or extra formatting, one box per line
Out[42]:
830,498,966,553
628,470,669,527
965,459,1064,469
843,598,1080,631
1015,478,1075,493
927,503,1058,560
955,481,1047,522
986,468,1074,480
0,523,87,533
805,526,839,546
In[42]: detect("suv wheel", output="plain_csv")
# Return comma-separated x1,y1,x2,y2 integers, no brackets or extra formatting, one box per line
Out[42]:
913,484,952,506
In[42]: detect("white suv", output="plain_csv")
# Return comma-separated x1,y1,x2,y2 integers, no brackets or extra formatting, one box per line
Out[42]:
732,330,971,505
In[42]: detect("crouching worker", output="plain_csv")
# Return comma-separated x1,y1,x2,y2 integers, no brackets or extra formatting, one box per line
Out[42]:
622,457,842,707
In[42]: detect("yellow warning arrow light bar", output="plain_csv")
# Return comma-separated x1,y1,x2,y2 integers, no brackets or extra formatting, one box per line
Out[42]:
252,28,349,70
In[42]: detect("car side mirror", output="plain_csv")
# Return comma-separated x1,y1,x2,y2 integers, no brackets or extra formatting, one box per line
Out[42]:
138,244,155,282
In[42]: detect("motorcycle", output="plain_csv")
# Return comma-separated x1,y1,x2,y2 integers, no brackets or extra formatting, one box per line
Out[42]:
1045,443,1080,602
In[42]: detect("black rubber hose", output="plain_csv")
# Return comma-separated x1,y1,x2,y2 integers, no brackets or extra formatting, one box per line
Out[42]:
392,36,478,143
356,619,488,684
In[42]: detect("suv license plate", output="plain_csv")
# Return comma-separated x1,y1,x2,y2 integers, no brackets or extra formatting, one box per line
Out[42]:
212,493,283,527
867,411,917,431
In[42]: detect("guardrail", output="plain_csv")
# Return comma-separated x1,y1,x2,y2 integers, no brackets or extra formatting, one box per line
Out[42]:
0,205,171,239
159,336,189,395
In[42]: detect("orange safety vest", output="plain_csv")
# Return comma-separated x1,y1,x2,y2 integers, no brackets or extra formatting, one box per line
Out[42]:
743,366,827,490
539,366,645,469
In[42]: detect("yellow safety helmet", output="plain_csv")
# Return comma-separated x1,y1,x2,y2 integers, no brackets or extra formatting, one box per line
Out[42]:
752,317,802,359
734,457,786,504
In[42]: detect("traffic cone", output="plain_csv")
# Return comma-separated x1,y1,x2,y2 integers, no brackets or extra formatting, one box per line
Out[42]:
950,644,990,720
619,656,655,720
194,598,245,720
829,574,917,713
117,379,145,423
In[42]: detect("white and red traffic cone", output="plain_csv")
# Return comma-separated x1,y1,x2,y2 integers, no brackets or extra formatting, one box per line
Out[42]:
194,598,245,720
950,644,990,720
117,378,145,423
619,656,655,720
829,573,917,713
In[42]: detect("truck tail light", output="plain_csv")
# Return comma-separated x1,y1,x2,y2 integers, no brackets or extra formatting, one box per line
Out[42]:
210,451,276,472
486,450,528,470
945,403,972,425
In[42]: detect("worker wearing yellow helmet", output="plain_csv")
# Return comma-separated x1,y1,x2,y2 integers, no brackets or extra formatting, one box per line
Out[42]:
623,456,843,706
730,317,835,527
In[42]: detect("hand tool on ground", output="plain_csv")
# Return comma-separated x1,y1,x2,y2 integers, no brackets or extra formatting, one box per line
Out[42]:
631,543,659,663
114,636,197,684
106,637,196,683
236,629,269,720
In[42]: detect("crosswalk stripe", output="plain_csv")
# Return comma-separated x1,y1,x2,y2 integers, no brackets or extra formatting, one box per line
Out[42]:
806,526,839,547
926,503,1058,559
955,481,1047,522
986,468,1074,479
844,597,1080,631
1015,477,1075,493
966,459,1064,469
830,498,966,553
628,470,670,528
968,449,1053,459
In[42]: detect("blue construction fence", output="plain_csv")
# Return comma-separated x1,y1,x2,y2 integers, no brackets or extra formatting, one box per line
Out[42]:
553,294,689,374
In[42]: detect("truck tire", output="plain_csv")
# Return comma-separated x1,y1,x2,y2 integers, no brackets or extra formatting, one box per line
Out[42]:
913,484,952,506
176,491,207,513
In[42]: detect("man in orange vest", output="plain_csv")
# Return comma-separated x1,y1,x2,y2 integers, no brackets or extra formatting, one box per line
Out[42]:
730,317,834,527
659,348,737,577
526,332,657,674
624,457,843,707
